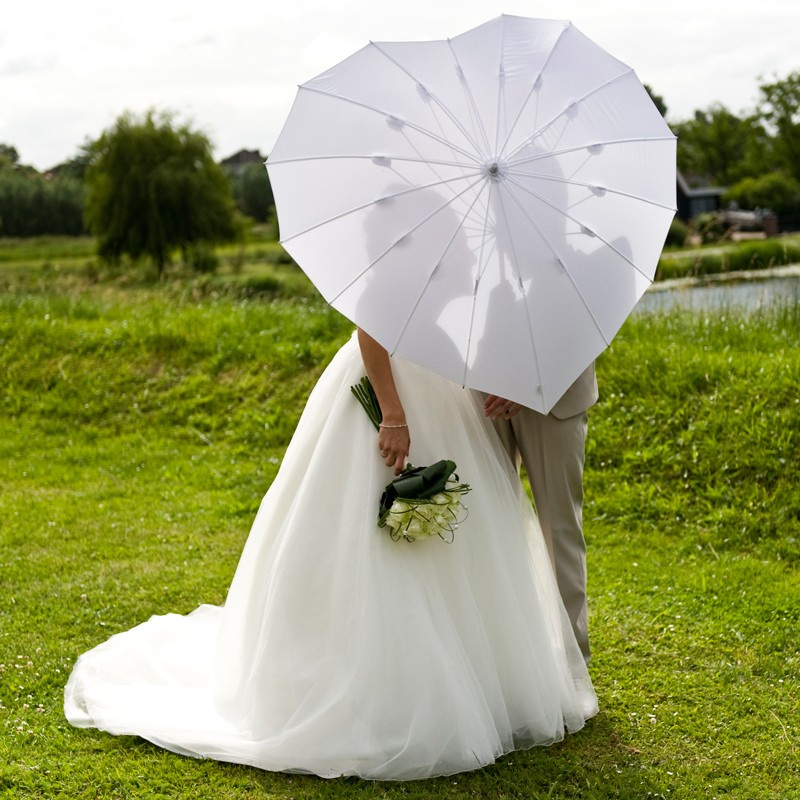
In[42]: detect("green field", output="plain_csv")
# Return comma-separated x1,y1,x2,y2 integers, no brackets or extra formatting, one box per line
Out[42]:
1,243,798,799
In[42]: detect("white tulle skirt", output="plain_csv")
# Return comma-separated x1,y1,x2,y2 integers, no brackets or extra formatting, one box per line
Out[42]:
65,336,597,780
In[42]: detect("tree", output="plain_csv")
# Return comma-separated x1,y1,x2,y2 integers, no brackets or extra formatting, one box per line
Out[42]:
758,71,800,182
644,84,667,118
0,144,20,168
54,144,94,180
84,110,240,275
673,104,769,187
229,161,274,223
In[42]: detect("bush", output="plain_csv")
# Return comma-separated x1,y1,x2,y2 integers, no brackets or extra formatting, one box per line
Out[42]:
726,238,800,271
665,216,689,247
724,172,800,225
184,243,220,273
691,211,726,243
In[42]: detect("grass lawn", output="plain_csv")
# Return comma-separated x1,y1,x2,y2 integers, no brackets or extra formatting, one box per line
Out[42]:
1,245,798,799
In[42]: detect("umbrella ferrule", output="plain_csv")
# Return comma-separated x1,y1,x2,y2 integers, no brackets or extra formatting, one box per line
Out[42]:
485,161,502,180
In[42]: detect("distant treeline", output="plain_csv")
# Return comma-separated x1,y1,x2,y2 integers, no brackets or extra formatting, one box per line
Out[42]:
0,170,86,237
0,148,273,238
3,68,800,239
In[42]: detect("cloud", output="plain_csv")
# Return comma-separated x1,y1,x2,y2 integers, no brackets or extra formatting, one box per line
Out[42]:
0,55,58,77
3,0,799,169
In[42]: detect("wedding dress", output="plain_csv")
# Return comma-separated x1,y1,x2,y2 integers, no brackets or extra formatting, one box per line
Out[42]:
65,335,597,781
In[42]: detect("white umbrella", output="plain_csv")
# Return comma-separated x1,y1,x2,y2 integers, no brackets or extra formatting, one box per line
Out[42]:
267,14,676,413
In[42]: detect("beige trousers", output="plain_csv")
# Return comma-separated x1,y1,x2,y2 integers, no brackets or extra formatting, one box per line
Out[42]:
493,407,590,664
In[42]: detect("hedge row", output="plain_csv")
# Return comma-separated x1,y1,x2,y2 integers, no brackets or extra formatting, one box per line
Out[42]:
656,238,800,281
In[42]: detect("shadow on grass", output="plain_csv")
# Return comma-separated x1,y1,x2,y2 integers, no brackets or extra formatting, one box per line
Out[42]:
110,711,668,800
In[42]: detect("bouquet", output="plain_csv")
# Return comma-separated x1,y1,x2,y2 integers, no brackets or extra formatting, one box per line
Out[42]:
351,376,471,542
378,460,470,542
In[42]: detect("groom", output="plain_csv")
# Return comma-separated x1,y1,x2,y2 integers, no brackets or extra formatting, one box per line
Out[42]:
484,364,598,665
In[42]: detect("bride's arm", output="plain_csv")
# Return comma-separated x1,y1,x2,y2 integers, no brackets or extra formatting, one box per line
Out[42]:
357,328,410,475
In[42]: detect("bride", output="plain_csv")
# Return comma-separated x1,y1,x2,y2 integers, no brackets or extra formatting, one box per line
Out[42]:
65,328,597,781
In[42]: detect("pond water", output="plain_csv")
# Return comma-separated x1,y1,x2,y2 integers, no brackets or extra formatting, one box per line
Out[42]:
634,267,800,314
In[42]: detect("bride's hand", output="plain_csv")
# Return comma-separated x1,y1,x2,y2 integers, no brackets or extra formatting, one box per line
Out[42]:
378,423,410,475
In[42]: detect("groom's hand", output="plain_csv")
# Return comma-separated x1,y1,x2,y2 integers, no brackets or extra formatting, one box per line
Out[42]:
483,395,522,421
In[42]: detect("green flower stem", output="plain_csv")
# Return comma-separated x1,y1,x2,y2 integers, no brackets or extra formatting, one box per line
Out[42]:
350,376,382,430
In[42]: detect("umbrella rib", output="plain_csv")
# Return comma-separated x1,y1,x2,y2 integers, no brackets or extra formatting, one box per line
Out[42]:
502,177,614,351
278,170,483,246
389,179,489,357
369,41,489,159
298,85,482,167
496,21,571,161
326,175,487,307
267,153,482,168
387,118,487,211
445,38,492,156
465,181,546,402
504,169,677,212
508,135,677,168
505,172,654,284
503,69,638,163
461,180,499,389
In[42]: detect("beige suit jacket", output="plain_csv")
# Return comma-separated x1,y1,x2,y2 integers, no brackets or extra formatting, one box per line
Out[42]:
548,363,599,419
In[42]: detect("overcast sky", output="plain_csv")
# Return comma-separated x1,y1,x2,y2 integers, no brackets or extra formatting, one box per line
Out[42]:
3,0,798,170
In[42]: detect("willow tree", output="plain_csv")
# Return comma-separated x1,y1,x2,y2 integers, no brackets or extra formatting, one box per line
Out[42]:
85,110,239,275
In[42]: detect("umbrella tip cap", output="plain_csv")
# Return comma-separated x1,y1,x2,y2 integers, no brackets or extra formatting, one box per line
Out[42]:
484,160,504,180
